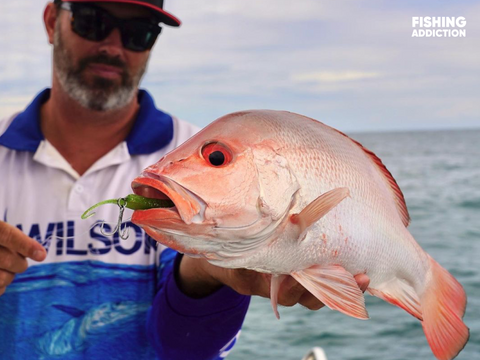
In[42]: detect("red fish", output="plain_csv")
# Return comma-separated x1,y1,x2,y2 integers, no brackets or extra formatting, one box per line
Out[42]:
132,110,469,360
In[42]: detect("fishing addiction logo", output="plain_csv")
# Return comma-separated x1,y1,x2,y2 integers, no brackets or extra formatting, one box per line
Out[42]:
412,17,466,37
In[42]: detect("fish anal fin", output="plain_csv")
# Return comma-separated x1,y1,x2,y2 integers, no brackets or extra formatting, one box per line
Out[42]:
291,264,368,320
270,274,288,320
291,187,350,236
421,256,469,360
367,278,423,320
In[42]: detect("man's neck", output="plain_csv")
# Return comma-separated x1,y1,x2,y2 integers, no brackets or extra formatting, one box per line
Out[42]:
40,85,139,176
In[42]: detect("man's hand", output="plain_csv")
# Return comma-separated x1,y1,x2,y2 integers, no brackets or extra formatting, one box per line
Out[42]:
178,256,370,311
0,221,47,296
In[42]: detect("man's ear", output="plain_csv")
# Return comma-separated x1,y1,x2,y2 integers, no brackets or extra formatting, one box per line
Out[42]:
44,3,58,45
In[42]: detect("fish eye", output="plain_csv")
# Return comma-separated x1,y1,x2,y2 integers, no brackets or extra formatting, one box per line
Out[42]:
201,142,232,167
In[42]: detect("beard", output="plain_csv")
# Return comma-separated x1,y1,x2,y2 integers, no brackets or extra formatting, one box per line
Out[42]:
53,25,148,112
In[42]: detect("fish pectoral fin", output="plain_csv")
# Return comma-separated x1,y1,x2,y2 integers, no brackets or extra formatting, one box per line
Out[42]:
367,278,423,320
270,274,288,320
291,187,349,236
291,264,369,320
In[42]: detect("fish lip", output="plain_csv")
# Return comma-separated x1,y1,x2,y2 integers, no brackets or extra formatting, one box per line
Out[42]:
131,171,207,225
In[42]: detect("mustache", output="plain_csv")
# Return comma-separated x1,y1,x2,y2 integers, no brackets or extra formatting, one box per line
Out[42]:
77,54,127,73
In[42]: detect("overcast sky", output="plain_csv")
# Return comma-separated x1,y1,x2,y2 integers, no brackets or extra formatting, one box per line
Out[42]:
0,0,479,132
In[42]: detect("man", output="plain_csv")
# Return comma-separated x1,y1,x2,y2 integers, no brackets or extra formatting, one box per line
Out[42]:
0,1,369,359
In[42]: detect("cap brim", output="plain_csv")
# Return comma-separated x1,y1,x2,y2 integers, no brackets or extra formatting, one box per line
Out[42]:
65,0,181,27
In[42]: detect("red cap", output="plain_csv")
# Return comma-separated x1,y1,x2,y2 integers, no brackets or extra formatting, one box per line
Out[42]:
59,0,181,26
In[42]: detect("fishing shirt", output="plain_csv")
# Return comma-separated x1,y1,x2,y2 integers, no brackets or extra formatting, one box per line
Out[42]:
0,89,250,360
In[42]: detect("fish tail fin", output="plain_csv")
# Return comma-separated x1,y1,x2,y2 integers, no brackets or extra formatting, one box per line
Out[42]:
421,255,469,360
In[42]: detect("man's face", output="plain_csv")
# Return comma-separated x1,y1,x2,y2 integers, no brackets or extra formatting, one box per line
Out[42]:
53,2,156,111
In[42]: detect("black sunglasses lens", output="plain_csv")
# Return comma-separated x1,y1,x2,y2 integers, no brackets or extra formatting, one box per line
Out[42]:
70,6,113,42
69,4,160,52
121,23,161,51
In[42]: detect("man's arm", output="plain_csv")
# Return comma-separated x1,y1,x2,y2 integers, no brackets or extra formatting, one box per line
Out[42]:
148,252,370,360
147,253,250,360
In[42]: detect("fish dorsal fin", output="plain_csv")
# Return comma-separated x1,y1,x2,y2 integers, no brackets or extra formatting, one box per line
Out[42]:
334,129,410,227
291,264,369,319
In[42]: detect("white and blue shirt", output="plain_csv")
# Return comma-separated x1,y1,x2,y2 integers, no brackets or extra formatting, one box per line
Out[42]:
0,89,249,360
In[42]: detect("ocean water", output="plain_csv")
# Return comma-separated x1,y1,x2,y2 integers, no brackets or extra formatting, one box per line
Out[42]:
228,129,480,360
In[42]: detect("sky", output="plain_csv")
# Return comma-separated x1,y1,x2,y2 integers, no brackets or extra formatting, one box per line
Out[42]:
0,0,479,132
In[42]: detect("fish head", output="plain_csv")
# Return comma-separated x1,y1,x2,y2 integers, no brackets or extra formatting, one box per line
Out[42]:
131,111,300,259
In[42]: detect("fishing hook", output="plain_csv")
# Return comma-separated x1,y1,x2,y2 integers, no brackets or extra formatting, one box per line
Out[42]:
100,198,130,240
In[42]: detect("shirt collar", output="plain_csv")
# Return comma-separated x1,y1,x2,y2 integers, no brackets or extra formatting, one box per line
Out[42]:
0,88,48,152
0,88,174,155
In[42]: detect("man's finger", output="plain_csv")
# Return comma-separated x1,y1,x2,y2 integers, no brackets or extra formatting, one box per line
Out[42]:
298,291,325,311
230,269,271,298
0,222,46,261
354,273,370,292
0,247,29,273
277,276,306,307
0,270,15,289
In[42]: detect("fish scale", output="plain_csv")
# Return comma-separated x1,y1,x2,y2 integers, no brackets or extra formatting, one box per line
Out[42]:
131,110,469,360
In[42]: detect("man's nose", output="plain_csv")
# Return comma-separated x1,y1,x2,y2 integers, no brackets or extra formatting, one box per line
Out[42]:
97,27,124,57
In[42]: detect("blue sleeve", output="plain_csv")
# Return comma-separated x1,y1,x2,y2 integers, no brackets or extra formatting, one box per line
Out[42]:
147,251,251,360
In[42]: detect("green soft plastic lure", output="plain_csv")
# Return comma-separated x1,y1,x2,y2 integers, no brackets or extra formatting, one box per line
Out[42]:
81,194,173,219
81,194,174,240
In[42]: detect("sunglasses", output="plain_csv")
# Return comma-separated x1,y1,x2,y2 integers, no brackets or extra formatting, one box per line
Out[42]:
60,2,162,52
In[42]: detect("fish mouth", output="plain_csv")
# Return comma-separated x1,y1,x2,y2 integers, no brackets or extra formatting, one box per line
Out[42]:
131,172,221,257
131,171,207,229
